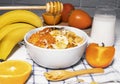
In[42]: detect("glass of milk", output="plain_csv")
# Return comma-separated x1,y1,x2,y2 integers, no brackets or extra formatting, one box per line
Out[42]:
90,8,116,46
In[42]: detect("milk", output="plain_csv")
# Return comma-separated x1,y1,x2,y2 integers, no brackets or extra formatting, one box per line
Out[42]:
90,14,116,46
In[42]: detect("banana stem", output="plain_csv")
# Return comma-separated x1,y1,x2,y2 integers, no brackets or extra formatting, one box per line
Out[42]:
0,59,4,62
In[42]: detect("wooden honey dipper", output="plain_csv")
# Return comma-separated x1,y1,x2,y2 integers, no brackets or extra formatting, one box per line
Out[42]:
0,1,63,14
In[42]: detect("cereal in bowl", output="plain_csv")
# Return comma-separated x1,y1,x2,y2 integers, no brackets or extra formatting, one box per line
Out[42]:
28,27,84,49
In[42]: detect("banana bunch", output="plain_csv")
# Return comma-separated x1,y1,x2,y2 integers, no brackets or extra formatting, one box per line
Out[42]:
0,10,43,60
0,10,43,28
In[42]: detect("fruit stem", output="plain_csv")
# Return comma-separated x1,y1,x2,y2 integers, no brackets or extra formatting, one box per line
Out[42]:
102,42,105,47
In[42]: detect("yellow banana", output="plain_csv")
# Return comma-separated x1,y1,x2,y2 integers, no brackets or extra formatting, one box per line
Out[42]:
0,25,34,60
0,10,43,29
0,23,35,40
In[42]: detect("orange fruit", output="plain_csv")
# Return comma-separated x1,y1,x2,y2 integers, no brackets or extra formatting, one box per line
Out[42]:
0,60,32,84
42,12,61,25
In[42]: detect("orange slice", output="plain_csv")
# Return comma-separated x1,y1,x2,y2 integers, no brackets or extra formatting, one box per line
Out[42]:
0,60,32,84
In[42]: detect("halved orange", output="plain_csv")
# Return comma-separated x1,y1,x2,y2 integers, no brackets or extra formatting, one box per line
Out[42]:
0,60,32,84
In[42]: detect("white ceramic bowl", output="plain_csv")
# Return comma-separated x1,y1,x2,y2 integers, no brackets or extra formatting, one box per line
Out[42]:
24,26,88,69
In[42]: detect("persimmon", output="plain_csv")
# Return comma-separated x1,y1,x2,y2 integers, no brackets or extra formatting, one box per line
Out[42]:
61,3,75,22
85,43,115,68
68,9,92,29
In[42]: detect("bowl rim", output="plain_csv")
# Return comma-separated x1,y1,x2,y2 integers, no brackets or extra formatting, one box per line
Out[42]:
24,26,89,51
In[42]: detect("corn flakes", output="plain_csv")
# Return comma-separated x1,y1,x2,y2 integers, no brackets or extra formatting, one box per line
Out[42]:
28,27,84,49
